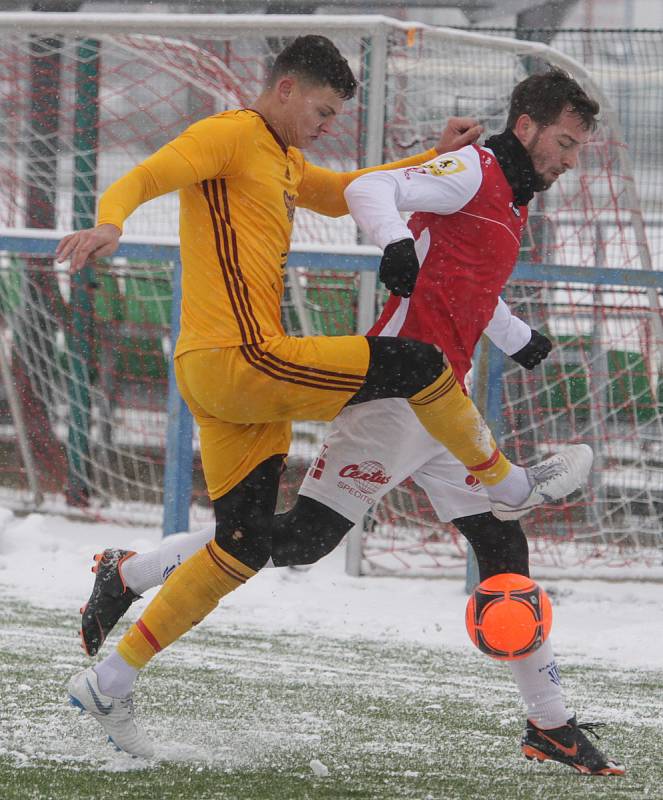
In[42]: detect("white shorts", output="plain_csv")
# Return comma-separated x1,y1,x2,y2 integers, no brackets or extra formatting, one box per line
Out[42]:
299,397,491,525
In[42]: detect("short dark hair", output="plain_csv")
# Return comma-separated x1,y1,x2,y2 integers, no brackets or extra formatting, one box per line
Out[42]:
268,35,357,101
506,67,600,131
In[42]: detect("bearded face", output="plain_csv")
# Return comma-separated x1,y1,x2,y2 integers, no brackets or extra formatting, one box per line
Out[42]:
521,107,591,190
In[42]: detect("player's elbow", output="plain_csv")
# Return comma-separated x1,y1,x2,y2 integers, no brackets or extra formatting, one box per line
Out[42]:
326,202,350,218
298,190,348,218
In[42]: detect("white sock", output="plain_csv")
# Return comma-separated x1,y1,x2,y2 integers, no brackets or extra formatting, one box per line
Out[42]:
485,464,531,505
121,526,215,594
94,650,139,699
157,527,214,585
120,552,162,596
122,526,282,594
508,638,570,729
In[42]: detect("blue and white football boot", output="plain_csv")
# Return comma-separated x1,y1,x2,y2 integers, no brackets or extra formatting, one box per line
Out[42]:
68,666,154,759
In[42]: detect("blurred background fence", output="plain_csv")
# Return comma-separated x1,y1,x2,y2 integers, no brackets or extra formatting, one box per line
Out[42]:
0,15,662,575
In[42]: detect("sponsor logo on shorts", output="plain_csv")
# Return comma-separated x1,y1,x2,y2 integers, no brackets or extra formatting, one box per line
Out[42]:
464,474,482,492
338,460,391,495
309,445,328,480
336,481,374,506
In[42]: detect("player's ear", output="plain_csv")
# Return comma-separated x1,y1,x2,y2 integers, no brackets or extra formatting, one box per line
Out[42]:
276,76,296,105
513,113,535,146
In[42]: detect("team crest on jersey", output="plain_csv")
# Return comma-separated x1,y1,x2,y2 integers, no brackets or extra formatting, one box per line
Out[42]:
424,155,467,177
283,190,296,222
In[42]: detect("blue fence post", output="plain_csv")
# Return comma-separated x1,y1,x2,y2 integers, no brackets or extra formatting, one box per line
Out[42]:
466,341,483,594
485,342,506,442
162,256,193,537
466,337,506,594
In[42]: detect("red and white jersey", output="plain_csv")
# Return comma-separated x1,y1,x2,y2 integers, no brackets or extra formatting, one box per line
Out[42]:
345,144,531,385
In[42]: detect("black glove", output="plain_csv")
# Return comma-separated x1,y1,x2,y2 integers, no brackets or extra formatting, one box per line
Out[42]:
379,238,419,297
510,329,552,370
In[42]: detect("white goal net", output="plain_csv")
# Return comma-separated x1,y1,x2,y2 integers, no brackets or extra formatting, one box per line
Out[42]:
0,14,661,576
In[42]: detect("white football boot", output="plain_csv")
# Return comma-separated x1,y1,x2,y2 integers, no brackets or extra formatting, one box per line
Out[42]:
490,444,593,521
68,666,155,759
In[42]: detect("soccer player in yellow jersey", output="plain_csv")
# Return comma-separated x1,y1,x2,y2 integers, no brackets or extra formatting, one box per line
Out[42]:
60,36,592,757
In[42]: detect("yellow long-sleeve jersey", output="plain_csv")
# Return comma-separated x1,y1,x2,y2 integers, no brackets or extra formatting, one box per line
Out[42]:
97,109,437,356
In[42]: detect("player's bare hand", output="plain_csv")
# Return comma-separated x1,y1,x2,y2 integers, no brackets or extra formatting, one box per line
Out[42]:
56,224,121,273
435,116,484,154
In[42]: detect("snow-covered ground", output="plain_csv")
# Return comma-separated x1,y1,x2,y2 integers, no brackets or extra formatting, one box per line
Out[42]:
0,507,661,673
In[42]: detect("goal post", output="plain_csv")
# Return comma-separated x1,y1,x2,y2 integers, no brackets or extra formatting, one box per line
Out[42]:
0,14,661,576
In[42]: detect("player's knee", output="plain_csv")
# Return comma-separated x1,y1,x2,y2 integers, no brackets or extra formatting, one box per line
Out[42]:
452,512,529,581
212,455,284,571
214,518,273,570
349,336,446,405
271,495,353,566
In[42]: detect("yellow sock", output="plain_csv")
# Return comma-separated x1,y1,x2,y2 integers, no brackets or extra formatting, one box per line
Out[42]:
408,365,511,485
117,540,255,669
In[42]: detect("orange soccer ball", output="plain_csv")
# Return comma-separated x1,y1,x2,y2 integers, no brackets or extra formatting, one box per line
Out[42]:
465,573,553,661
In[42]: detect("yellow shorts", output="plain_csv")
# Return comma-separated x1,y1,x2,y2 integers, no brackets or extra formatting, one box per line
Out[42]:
175,335,370,500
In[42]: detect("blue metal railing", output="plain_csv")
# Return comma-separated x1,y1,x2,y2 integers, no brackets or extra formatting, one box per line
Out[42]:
1,233,661,548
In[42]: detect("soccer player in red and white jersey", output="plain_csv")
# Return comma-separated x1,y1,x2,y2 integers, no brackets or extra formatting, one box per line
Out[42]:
292,67,621,775
77,68,622,774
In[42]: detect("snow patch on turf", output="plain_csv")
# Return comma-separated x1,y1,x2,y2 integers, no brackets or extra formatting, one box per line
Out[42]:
0,508,660,672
